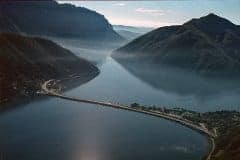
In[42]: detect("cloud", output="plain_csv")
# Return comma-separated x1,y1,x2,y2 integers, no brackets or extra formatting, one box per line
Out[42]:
113,3,126,6
135,8,165,16
107,16,177,28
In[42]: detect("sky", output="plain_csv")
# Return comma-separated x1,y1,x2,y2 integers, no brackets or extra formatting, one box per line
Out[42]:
58,1,240,28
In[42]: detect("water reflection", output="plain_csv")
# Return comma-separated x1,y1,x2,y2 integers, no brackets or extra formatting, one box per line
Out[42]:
114,59,240,102
0,38,212,160
65,56,240,111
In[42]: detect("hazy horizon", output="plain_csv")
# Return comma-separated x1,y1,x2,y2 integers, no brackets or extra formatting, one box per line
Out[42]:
58,0,240,28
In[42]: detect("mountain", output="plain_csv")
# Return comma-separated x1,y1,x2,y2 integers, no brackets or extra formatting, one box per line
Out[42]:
0,33,99,105
113,25,154,40
113,25,154,34
113,13,240,75
115,30,141,41
0,1,123,42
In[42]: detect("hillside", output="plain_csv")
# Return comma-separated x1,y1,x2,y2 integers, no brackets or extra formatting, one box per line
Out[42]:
113,25,154,34
114,30,141,41
0,33,99,105
113,25,154,41
113,13,240,75
0,1,123,42
212,127,240,160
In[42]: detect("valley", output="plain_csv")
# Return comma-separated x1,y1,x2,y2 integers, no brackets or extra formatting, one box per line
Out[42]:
0,1,240,160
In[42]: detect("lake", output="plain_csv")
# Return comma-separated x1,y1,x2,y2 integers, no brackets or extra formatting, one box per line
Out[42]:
3,39,235,160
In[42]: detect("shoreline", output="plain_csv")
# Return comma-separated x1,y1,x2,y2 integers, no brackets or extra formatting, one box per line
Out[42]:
205,138,215,160
0,71,99,112
41,79,216,160
4,78,236,160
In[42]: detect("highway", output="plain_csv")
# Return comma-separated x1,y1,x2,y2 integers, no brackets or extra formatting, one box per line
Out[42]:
41,79,216,160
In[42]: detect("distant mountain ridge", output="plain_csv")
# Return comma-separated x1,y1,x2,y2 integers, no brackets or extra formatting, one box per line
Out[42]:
113,25,154,41
0,33,99,105
113,25,154,34
114,30,142,41
113,13,240,75
0,0,123,42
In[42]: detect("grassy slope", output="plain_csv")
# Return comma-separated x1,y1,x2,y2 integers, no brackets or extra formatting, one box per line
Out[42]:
212,128,240,160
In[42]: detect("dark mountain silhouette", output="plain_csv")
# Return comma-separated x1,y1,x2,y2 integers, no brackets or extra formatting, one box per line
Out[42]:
0,33,99,105
0,0,123,42
113,13,240,75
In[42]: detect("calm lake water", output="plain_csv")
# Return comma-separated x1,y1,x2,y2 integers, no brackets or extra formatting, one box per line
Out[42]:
0,55,210,160
3,39,240,160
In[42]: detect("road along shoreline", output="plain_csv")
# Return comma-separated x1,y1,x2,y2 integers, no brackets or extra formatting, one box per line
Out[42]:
40,79,216,160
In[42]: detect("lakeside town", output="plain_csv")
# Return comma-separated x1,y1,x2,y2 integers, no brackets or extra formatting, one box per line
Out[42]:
130,103,240,160
42,79,240,160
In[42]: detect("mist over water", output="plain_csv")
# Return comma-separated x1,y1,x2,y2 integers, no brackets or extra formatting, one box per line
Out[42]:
2,36,240,159
48,37,125,66
54,38,240,111
113,57,240,111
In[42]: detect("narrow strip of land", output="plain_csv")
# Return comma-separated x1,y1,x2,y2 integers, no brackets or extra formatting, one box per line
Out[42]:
40,79,216,160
